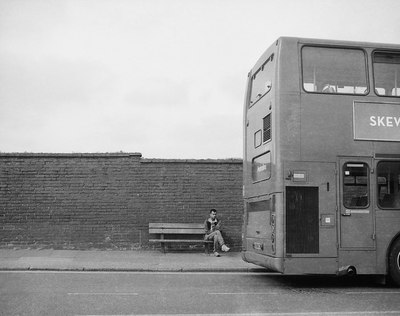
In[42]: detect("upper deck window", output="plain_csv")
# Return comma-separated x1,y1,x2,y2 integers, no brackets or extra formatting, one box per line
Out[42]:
373,51,400,97
249,54,274,107
302,46,368,95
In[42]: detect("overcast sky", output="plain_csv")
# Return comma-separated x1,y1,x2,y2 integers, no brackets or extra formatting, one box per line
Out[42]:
1,0,399,159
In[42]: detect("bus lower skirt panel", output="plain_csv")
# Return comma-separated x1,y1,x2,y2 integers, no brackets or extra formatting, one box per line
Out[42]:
283,257,338,274
242,251,339,274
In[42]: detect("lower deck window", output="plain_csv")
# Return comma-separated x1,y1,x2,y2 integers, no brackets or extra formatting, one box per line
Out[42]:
378,161,400,209
343,163,369,208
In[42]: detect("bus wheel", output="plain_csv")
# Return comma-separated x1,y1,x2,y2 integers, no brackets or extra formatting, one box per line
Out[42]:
389,238,400,286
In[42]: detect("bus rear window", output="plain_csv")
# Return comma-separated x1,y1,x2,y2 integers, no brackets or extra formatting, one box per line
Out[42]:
302,46,368,95
252,152,271,182
249,54,274,106
373,51,400,97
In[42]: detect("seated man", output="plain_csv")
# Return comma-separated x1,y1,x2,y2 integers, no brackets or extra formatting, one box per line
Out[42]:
204,208,230,257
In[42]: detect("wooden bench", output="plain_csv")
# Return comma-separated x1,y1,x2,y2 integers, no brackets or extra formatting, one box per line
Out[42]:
149,223,213,253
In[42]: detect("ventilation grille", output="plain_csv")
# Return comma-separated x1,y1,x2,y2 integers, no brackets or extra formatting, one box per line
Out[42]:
286,186,319,254
263,114,271,142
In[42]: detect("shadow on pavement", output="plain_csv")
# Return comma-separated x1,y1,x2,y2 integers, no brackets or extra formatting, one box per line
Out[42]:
256,274,393,289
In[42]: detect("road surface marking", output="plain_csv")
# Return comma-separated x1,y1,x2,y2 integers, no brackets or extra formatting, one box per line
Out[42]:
68,292,138,296
209,292,280,295
345,291,400,294
0,270,272,275
75,311,400,316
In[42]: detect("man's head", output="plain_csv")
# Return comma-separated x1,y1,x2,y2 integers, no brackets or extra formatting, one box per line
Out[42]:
209,208,217,220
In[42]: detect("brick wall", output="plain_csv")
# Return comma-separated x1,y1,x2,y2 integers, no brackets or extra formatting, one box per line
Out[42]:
0,153,243,250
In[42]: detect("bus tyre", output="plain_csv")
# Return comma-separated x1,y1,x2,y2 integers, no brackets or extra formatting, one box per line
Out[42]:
389,239,400,286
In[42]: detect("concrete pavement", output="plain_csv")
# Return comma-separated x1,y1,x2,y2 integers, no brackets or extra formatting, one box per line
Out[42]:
0,249,268,272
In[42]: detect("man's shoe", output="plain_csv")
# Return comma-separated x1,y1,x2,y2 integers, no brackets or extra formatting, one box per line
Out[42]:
214,252,220,257
222,245,230,252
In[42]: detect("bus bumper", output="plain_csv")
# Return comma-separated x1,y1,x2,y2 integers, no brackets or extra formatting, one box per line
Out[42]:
242,251,283,272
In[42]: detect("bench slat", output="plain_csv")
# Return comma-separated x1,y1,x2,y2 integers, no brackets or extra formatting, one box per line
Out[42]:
149,228,205,234
149,239,213,243
149,223,204,229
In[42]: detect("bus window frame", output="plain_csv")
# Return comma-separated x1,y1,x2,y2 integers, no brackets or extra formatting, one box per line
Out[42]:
342,162,370,209
248,53,274,108
251,151,272,183
377,160,400,210
372,49,400,98
300,45,370,96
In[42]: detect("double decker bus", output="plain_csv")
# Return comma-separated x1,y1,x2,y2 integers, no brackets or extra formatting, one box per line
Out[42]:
242,37,400,284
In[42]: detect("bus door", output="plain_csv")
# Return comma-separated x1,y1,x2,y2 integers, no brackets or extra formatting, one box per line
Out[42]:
339,158,375,249
284,161,337,257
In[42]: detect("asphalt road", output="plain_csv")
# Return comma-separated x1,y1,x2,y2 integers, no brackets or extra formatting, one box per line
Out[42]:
1,271,400,315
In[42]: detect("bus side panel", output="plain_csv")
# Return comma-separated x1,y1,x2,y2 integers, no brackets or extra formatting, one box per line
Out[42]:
338,251,376,274
299,94,375,161
284,161,338,259
284,258,338,274
376,211,400,274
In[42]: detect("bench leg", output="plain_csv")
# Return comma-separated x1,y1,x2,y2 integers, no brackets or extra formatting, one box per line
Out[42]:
160,233,166,253
204,242,210,254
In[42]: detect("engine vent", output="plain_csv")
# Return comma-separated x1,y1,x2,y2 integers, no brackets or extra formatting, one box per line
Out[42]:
286,186,319,254
263,114,271,142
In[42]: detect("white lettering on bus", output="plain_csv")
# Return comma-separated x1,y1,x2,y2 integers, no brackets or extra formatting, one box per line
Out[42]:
369,116,400,127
